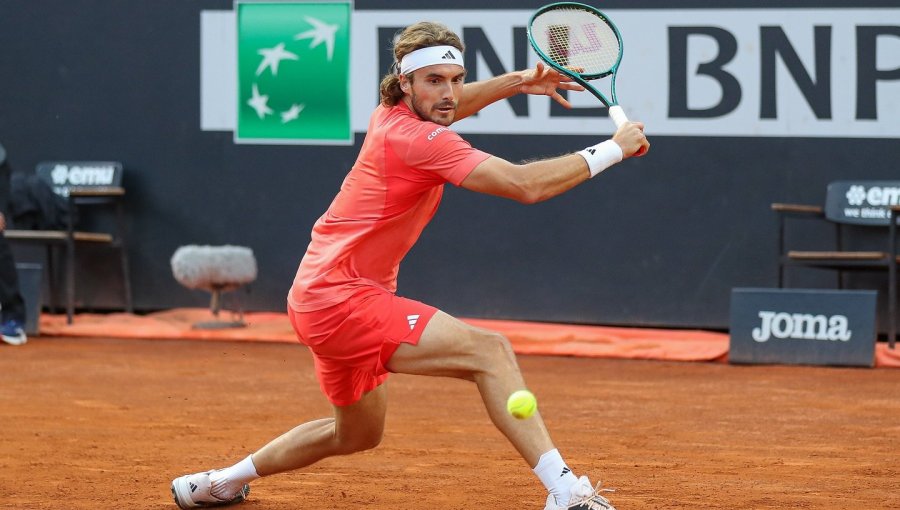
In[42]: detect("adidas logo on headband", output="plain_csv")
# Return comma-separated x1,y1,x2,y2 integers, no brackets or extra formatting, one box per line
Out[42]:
400,45,464,74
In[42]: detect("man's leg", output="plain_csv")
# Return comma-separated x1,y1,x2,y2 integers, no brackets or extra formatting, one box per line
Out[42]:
0,234,27,345
0,235,25,321
387,311,552,466
387,311,614,509
252,382,387,475
172,384,388,509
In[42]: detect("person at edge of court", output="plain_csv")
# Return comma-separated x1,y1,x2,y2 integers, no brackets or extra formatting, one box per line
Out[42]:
171,22,649,510
0,142,28,346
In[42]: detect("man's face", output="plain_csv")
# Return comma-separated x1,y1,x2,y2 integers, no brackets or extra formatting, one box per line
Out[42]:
401,64,466,126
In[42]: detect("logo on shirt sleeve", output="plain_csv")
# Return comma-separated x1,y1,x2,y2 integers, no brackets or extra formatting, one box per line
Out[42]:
426,126,449,141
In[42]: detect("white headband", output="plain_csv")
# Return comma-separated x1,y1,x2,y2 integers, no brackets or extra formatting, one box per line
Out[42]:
399,45,464,75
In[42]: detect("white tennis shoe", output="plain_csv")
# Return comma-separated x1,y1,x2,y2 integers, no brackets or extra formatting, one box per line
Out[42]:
171,471,249,509
544,475,617,510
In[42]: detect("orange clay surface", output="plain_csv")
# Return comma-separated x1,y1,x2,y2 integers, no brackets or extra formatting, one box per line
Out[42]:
1,336,898,509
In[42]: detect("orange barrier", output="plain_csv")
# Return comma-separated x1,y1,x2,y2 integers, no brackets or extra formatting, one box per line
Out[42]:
40,309,296,343
37,308,898,367
462,318,729,362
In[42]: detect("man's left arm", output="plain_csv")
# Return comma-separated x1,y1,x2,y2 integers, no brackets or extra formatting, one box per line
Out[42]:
455,62,583,121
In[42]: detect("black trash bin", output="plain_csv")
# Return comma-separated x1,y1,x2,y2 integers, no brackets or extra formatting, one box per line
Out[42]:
15,262,42,335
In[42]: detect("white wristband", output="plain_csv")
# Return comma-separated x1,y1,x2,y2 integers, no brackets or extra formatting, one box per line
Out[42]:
577,139,623,178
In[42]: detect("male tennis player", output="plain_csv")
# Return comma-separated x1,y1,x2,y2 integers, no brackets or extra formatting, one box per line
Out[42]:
172,21,648,510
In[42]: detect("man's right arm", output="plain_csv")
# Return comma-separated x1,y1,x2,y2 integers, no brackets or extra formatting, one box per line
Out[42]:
459,121,650,204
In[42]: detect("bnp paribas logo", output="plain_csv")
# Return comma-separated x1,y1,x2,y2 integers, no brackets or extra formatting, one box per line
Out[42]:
236,1,351,144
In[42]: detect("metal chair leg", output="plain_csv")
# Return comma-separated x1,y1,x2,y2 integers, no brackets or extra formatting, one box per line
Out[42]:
890,269,896,350
45,245,58,313
65,238,74,325
65,192,76,325
120,245,132,314
776,217,785,288
836,223,844,289
116,200,132,314
889,208,898,349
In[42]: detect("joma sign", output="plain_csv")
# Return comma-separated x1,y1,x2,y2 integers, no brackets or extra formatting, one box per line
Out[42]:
752,311,851,342
730,288,876,367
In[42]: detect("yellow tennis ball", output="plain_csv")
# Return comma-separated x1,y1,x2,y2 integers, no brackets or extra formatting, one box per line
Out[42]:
507,390,537,419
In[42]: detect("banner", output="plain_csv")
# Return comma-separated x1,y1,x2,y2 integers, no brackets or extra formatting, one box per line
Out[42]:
235,1,352,144
204,7,900,140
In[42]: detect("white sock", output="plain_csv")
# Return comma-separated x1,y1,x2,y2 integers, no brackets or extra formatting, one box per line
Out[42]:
209,455,260,499
533,449,579,506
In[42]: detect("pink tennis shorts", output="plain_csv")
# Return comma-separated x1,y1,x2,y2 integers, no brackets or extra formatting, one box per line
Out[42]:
288,287,438,406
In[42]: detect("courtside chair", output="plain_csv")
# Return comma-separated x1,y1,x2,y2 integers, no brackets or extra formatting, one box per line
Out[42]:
773,181,900,349
890,205,898,349
5,162,132,324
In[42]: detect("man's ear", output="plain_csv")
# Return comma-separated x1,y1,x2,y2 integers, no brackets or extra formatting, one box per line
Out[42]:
399,74,411,93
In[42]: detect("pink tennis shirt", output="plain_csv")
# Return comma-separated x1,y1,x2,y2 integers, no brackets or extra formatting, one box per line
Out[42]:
289,101,491,312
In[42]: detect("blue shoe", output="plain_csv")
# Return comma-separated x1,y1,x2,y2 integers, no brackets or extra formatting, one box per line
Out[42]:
1,319,27,346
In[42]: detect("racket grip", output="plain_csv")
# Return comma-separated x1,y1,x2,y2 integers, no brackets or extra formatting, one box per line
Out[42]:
608,105,629,128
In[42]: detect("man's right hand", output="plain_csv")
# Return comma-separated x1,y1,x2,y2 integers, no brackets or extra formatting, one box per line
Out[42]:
612,121,650,158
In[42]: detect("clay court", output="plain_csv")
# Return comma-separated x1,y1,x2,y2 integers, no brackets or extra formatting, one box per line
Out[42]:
2,329,898,509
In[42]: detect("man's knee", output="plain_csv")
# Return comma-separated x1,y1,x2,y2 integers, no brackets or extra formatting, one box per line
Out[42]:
473,330,517,369
335,425,383,454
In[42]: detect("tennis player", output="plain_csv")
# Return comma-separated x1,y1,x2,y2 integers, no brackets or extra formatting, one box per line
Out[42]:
172,21,648,510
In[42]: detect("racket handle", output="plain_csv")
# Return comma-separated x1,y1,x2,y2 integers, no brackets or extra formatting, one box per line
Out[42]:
609,105,629,128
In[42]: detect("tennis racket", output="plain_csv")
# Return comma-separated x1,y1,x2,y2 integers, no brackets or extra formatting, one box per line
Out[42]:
528,2,628,127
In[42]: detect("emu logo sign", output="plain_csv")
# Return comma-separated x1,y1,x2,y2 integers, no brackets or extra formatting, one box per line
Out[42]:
825,181,900,225
845,185,900,207
36,161,122,198
751,311,851,342
50,164,117,186
730,288,876,367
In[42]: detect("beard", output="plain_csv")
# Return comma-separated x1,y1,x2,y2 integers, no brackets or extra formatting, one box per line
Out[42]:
410,92,457,126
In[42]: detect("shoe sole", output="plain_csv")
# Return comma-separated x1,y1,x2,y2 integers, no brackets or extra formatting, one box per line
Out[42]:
1,335,26,346
568,496,615,510
171,476,250,509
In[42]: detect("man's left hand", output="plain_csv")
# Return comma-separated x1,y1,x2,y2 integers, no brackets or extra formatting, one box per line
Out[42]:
519,61,584,109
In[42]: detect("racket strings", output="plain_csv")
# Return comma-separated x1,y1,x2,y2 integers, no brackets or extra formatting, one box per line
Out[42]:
532,8,620,76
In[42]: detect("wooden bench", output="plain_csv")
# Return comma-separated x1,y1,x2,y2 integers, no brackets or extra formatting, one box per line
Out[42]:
6,163,132,324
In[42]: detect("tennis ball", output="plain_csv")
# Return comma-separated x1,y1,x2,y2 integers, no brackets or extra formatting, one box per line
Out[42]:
507,389,538,419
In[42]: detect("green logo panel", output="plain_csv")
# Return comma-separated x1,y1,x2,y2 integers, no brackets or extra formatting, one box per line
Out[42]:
236,1,351,144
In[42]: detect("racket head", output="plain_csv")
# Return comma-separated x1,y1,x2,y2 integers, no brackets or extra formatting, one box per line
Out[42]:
527,2,623,80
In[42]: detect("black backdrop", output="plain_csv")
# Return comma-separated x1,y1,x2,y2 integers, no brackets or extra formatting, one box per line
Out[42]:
1,0,898,330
